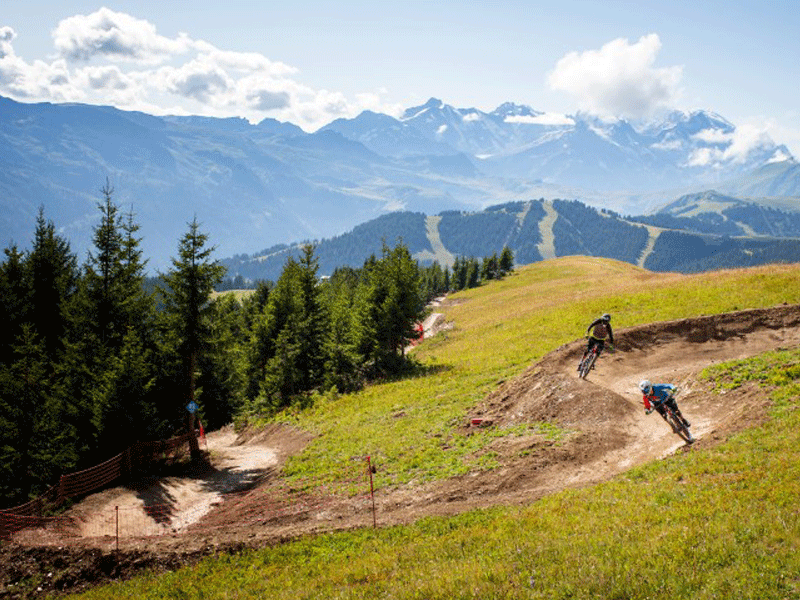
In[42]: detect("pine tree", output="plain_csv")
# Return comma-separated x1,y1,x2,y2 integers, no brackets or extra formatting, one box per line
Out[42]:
499,246,514,274
253,245,328,411
0,325,76,503
196,294,246,429
356,242,425,374
160,218,225,459
0,245,29,366
26,207,79,364
320,266,363,393
466,257,480,289
66,186,157,460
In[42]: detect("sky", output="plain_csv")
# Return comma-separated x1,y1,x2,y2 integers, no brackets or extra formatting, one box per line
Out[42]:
2,0,799,157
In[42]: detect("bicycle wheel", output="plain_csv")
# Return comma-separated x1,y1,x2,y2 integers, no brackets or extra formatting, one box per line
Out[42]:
579,350,596,379
666,410,694,444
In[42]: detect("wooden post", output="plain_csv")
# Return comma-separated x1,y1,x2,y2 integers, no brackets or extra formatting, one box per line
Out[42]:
367,456,376,528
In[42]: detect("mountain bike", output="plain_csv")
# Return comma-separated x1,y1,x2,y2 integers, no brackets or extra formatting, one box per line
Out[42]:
577,346,599,379
577,343,613,379
650,398,694,444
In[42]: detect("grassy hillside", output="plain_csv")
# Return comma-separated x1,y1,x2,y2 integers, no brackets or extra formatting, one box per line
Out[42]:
70,257,800,599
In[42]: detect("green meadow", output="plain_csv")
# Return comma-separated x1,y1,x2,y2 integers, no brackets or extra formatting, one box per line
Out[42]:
69,257,800,599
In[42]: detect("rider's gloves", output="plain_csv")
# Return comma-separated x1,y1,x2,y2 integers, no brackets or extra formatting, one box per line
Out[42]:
645,408,653,415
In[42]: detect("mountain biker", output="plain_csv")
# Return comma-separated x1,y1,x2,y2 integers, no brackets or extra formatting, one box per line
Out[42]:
639,380,691,428
579,313,614,369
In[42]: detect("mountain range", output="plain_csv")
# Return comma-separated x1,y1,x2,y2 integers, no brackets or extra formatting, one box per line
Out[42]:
1,94,799,272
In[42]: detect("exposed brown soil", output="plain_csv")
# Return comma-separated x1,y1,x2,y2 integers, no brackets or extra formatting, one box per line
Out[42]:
2,303,799,598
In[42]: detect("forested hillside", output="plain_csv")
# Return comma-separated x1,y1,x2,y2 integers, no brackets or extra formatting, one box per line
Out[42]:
1,197,474,509
222,197,800,282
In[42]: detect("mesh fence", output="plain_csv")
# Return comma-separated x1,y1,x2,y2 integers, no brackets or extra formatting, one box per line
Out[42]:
2,443,377,549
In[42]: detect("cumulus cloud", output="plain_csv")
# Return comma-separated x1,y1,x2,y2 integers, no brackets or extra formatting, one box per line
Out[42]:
0,26,15,59
80,65,131,91
53,7,194,62
247,89,291,111
0,8,402,130
548,34,683,120
692,128,731,144
505,113,575,126
687,122,777,166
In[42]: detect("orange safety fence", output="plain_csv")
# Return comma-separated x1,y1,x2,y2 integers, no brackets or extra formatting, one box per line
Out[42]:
1,432,195,541
2,458,378,549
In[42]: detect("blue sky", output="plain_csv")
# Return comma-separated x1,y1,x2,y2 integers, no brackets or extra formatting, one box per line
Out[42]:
2,0,799,156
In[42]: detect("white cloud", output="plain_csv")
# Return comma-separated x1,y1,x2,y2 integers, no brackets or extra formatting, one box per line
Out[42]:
156,59,232,102
0,9,405,131
767,149,792,164
687,121,778,166
0,26,15,59
651,138,683,151
462,112,481,122
79,65,131,91
721,123,773,163
53,7,194,63
548,34,683,120
692,128,731,144
504,113,574,126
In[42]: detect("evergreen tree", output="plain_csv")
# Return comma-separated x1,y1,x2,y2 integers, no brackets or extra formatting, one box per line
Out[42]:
451,256,465,291
26,207,79,365
160,218,226,459
253,245,328,411
321,266,364,393
0,325,76,504
64,187,157,461
0,245,29,366
356,242,425,375
466,257,480,289
499,246,514,274
481,254,500,281
196,294,246,429
90,327,158,454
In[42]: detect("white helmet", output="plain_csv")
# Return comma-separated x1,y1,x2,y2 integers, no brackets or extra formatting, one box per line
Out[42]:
639,380,652,394
602,313,611,322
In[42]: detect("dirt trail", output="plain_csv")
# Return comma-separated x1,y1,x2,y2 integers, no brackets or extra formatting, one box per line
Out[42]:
143,303,800,550
3,304,800,597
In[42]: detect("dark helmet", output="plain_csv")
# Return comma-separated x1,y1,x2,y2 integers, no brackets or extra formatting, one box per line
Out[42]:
602,313,611,322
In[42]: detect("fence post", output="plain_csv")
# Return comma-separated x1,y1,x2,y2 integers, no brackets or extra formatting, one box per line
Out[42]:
115,506,119,553
366,456,376,528
57,475,66,506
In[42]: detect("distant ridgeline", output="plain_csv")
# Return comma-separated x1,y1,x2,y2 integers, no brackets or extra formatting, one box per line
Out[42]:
221,197,800,283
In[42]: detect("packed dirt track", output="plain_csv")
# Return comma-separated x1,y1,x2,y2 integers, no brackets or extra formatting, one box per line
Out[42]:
3,303,800,598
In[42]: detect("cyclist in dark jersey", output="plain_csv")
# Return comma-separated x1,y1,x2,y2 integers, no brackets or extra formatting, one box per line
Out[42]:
579,313,614,369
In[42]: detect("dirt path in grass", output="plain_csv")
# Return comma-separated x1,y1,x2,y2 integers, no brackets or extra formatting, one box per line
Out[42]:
4,304,800,597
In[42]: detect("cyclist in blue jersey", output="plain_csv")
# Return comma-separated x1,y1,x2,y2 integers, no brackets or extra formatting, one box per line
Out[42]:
639,380,691,428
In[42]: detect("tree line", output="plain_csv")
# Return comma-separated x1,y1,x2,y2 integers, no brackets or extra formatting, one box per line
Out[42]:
0,186,513,508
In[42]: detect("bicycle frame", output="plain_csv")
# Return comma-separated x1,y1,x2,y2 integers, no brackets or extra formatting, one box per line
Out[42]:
578,345,599,379
652,398,694,444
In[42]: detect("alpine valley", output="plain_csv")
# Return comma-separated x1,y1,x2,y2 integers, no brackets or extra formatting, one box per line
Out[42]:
2,94,799,276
